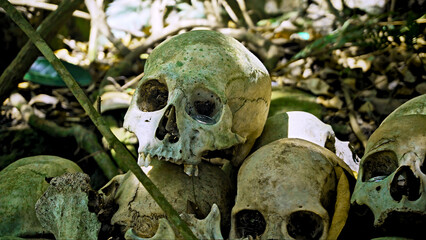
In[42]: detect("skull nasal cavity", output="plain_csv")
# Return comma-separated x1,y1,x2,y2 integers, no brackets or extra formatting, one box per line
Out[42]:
137,79,168,112
155,105,179,143
287,211,324,240
390,166,421,202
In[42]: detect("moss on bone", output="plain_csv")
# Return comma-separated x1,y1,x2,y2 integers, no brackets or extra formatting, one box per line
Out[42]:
0,156,82,237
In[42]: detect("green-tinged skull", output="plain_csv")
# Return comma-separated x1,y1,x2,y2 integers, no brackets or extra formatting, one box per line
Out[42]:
0,156,82,237
124,30,271,176
351,95,426,239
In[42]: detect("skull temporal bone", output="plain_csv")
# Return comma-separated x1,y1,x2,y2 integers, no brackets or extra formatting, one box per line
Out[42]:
124,30,271,175
230,138,339,240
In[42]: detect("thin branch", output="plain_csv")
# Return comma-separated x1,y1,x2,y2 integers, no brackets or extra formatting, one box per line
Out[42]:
342,86,368,149
150,0,165,36
236,0,254,28
10,0,90,19
0,1,197,239
11,93,120,179
219,0,239,23
0,0,84,103
388,0,396,22
85,0,130,58
121,72,144,90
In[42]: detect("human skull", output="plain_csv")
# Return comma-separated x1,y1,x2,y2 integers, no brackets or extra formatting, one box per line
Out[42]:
100,159,233,238
123,30,271,175
230,138,347,239
351,114,426,238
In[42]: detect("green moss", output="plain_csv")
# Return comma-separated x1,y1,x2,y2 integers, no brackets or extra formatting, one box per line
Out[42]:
269,86,323,118
0,156,82,237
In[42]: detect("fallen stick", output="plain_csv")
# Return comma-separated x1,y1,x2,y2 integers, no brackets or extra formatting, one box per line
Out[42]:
342,86,368,149
10,93,120,179
0,1,197,238
0,0,85,103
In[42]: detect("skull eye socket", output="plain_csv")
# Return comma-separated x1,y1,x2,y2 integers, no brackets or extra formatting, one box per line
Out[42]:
361,151,398,182
186,88,222,125
235,210,266,238
287,210,324,240
137,79,168,112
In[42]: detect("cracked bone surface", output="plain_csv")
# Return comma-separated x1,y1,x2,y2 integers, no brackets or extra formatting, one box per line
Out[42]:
253,111,360,173
123,30,271,175
351,95,426,239
125,203,224,240
0,155,82,237
230,138,351,240
99,158,232,238
35,172,101,240
125,218,176,240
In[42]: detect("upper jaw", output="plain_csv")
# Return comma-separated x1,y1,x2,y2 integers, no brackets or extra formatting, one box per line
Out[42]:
138,147,234,176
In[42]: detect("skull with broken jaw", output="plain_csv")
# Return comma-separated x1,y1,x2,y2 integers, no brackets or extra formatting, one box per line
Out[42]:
100,159,233,239
124,30,271,176
351,114,426,239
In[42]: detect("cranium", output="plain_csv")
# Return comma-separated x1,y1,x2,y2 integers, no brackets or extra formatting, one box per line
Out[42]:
100,159,233,238
123,30,271,175
351,114,426,238
230,138,353,239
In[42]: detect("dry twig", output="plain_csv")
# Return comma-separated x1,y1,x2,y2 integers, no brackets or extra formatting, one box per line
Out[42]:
0,1,197,238
342,86,368,148
0,0,85,103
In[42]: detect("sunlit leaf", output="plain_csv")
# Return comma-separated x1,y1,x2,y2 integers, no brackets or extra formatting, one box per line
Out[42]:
24,57,92,87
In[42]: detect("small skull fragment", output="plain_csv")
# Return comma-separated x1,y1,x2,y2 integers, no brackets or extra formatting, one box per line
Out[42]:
0,156,82,237
35,172,101,240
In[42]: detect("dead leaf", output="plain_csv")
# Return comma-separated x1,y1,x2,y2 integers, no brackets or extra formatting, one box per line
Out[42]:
316,96,343,109
297,78,331,95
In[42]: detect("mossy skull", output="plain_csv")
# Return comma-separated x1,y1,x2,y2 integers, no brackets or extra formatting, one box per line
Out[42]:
351,95,426,238
124,30,271,175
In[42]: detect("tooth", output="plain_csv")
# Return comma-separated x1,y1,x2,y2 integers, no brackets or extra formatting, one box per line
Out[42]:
184,164,199,176
209,157,228,165
138,152,146,166
194,165,199,176
145,154,152,167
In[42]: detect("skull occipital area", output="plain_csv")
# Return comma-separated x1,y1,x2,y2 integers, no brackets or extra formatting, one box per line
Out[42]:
124,30,271,175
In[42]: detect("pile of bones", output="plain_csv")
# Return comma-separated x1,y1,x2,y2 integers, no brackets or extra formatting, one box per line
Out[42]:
0,30,424,240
